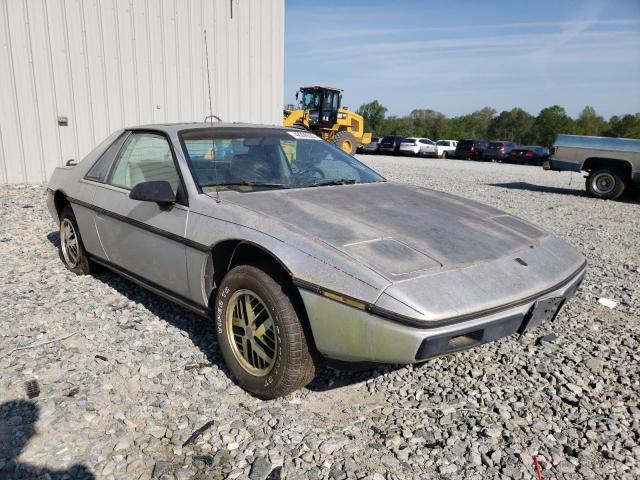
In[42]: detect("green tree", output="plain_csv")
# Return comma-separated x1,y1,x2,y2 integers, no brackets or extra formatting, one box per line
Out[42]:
356,100,388,136
379,116,416,137
447,107,496,139
527,105,576,146
468,107,496,138
576,106,607,136
407,109,449,140
444,117,468,140
607,113,640,138
489,108,534,143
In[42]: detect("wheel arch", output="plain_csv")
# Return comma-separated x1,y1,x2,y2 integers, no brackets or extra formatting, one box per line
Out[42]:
49,189,72,225
211,240,293,286
209,239,321,359
583,157,632,178
54,190,71,214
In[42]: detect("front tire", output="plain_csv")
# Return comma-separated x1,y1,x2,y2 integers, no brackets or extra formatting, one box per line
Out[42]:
333,131,357,155
215,265,317,399
58,206,91,275
586,169,627,200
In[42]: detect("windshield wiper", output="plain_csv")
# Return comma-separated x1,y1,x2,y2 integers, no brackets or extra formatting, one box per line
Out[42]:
203,181,290,189
307,178,357,187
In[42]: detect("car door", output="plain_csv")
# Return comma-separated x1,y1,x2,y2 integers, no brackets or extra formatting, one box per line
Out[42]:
420,139,436,155
91,131,191,298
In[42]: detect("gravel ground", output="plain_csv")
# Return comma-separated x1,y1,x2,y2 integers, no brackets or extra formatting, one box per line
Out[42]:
1,156,638,480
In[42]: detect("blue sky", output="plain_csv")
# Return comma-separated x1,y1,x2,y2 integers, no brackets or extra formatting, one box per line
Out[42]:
284,0,640,118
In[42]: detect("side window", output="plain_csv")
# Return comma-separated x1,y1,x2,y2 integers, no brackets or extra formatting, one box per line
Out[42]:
85,132,129,182
108,133,180,194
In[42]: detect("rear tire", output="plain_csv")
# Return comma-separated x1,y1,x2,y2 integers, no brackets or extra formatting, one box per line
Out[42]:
58,206,91,275
333,131,357,155
215,265,317,399
585,169,627,200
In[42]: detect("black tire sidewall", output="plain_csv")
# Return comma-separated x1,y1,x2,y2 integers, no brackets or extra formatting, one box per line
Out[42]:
215,266,300,398
586,169,627,200
334,131,357,155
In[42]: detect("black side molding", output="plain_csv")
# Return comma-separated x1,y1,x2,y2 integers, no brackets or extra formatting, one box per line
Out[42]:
90,256,210,318
67,196,210,252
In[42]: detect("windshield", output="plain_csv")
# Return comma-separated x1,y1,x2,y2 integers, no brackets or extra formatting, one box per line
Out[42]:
299,90,319,109
179,128,385,192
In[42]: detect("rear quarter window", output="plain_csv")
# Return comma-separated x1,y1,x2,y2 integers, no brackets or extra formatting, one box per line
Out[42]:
85,132,130,182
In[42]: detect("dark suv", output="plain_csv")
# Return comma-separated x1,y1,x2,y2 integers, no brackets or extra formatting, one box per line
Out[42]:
455,139,488,161
378,135,405,155
484,141,518,162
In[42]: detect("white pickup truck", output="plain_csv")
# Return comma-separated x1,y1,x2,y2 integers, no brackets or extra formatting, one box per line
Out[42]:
545,134,640,200
435,140,458,158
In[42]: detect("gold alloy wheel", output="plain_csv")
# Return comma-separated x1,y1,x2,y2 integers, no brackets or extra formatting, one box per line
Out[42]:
341,139,353,153
60,218,80,268
225,289,278,376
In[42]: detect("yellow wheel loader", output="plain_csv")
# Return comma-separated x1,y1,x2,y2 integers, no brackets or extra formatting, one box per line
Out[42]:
283,86,372,154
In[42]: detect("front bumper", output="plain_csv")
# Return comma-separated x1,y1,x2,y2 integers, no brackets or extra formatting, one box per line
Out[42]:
300,266,585,364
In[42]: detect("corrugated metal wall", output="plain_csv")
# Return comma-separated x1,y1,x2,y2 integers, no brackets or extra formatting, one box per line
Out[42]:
0,0,284,184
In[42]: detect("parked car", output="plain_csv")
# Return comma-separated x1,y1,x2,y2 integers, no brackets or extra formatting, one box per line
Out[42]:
484,141,518,162
546,134,640,200
509,146,549,166
362,137,380,155
47,123,586,398
399,138,437,157
454,139,487,160
435,140,458,158
378,135,405,155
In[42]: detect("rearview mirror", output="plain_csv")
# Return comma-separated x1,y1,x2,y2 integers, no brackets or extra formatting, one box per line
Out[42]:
129,181,176,207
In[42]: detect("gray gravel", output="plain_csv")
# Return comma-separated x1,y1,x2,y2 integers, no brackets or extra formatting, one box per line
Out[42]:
1,156,638,480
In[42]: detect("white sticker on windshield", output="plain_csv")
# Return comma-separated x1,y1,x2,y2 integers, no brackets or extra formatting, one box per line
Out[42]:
287,130,322,140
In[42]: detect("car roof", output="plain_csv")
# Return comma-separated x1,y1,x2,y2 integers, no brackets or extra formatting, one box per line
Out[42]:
300,85,343,92
127,122,286,134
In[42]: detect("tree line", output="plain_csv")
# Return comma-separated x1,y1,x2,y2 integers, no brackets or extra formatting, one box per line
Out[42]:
356,101,640,147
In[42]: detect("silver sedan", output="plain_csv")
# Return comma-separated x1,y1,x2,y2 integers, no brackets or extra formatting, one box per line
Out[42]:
47,123,586,398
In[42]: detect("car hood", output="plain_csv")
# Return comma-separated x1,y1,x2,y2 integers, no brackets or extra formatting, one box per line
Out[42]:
222,182,549,280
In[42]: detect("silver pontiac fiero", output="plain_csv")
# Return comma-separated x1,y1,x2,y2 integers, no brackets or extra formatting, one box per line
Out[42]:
47,123,586,399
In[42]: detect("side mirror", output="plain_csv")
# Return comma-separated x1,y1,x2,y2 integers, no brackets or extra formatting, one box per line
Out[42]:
129,181,176,207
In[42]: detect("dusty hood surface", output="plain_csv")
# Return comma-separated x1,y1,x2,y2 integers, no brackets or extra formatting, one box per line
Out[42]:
222,182,548,279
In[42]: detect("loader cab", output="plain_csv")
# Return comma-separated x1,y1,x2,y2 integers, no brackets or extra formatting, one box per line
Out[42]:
297,86,342,130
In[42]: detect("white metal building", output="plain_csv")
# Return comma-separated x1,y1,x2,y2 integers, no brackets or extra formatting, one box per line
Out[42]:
0,0,285,184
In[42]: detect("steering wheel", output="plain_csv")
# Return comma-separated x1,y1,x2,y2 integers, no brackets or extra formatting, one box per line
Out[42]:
294,167,325,184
